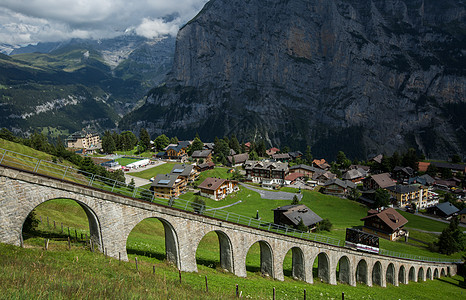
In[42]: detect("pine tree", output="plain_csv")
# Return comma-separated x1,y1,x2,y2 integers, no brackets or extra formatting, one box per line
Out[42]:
305,145,313,164
102,131,116,153
296,218,308,232
139,128,151,152
291,195,299,205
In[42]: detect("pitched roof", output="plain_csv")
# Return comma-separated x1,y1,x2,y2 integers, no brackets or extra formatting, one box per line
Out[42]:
169,164,194,176
198,177,227,191
266,147,280,156
458,207,466,215
288,151,303,159
434,202,460,216
244,160,288,172
342,169,364,180
272,153,290,160
290,164,317,172
361,208,408,231
285,173,305,181
324,178,356,189
151,174,181,188
418,162,430,172
370,173,395,189
386,184,421,194
393,166,414,176
197,161,215,169
431,162,466,172
192,150,212,158
273,204,323,227
228,153,249,164
370,154,383,164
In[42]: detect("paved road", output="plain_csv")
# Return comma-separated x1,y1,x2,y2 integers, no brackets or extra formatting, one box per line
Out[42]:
125,174,151,187
205,201,243,211
240,183,303,201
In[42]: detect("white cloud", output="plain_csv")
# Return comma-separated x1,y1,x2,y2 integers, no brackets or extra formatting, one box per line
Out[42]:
0,0,208,46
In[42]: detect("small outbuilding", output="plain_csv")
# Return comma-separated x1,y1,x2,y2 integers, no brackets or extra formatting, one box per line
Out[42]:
273,204,323,230
427,202,460,219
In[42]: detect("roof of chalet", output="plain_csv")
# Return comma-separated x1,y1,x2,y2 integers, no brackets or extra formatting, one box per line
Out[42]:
198,177,227,191
227,153,249,164
197,162,215,169
266,147,280,156
370,154,383,164
288,151,303,159
273,204,323,227
393,166,414,176
408,174,435,185
458,207,466,215
290,164,318,173
192,150,212,158
169,164,194,177
342,169,364,180
433,202,460,217
418,162,430,172
272,153,290,160
151,174,181,188
431,162,466,172
361,208,408,231
386,184,421,194
370,173,396,189
244,160,288,172
285,173,305,182
323,178,356,189
203,143,215,150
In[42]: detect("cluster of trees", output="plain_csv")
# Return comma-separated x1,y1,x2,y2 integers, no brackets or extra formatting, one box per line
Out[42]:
371,148,421,173
0,128,125,183
435,217,465,255
102,129,150,153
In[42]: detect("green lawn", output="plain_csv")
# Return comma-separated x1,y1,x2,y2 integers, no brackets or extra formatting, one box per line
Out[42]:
115,157,143,166
194,167,232,186
397,210,449,232
130,162,178,179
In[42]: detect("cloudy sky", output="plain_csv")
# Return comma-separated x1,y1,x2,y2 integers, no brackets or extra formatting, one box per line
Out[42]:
0,0,208,47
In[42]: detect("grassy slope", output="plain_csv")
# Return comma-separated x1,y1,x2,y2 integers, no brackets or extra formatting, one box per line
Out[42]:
15,199,466,300
130,162,178,179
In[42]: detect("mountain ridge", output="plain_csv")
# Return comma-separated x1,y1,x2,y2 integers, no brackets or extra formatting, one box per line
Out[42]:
120,0,466,160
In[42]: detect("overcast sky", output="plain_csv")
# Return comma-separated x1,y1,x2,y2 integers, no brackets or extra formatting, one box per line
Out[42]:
0,0,209,47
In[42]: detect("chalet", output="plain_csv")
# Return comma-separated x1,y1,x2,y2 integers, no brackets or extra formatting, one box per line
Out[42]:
203,143,215,150
313,159,330,170
363,173,395,190
408,174,435,186
196,161,215,172
427,202,459,219
342,168,365,183
192,150,212,163
150,174,186,199
385,184,429,209
273,204,323,230
431,162,466,174
361,208,408,241
289,164,319,177
169,164,198,183
312,170,336,185
288,151,303,160
459,208,466,224
321,178,356,196
157,141,190,160
244,142,251,152
244,160,289,186
349,164,370,173
392,166,414,182
227,153,249,167
198,177,239,200
284,173,306,185
272,153,290,162
266,147,280,156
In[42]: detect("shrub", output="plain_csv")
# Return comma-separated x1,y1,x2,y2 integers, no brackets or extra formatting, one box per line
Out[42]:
191,197,206,214
316,218,333,232
23,211,40,233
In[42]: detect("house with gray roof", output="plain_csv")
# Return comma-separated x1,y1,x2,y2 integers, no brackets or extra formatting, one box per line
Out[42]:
192,149,212,162
273,204,323,229
227,153,249,167
322,178,356,196
427,202,460,219
170,164,198,182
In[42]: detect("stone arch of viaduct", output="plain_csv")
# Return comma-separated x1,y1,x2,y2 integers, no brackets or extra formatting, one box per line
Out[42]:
0,166,457,287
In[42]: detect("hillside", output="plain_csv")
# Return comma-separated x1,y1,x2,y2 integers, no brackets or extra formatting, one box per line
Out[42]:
120,0,466,160
0,35,175,136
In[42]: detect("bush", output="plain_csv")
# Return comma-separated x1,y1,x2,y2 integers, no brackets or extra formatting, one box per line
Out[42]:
191,197,206,214
316,218,333,232
168,197,175,207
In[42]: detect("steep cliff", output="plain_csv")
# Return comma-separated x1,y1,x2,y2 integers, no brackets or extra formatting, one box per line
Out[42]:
121,0,466,159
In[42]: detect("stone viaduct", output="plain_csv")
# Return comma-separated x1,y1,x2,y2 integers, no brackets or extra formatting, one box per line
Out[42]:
0,165,457,287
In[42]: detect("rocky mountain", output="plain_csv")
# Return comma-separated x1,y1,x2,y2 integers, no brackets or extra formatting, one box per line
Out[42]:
0,34,175,137
121,0,466,160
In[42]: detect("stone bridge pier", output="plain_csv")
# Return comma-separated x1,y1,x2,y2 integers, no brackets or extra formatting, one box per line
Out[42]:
0,165,459,289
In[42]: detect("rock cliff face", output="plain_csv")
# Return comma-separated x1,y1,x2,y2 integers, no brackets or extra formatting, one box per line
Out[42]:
122,0,466,159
